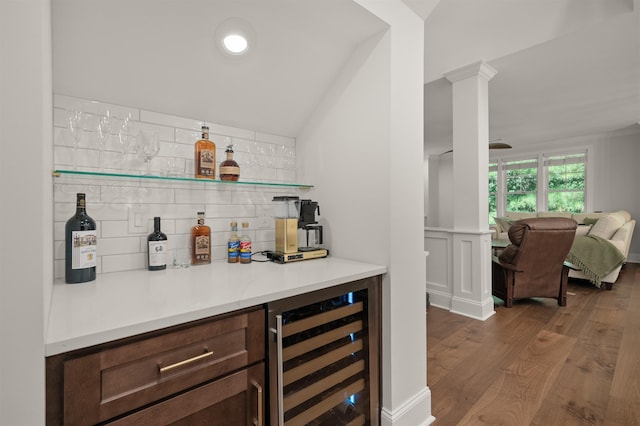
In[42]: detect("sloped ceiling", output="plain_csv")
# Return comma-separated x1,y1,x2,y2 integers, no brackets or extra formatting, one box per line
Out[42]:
53,0,388,137
423,0,640,155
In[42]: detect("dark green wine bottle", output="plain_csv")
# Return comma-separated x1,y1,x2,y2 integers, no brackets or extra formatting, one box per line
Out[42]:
65,193,97,283
147,217,168,271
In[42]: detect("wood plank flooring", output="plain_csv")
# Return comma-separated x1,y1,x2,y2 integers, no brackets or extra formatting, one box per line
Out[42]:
427,263,640,425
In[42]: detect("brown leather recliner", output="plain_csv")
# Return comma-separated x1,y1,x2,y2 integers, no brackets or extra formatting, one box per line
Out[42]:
492,217,577,307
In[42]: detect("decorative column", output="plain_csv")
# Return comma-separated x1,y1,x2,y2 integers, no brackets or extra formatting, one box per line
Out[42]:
444,60,496,320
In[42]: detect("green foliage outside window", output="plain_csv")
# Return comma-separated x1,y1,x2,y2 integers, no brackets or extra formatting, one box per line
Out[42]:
488,168,497,223
547,157,585,213
505,163,536,212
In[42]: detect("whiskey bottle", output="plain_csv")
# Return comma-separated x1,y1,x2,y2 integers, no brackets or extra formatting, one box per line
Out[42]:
194,125,216,179
65,193,97,283
219,142,240,181
191,212,211,265
228,221,240,263
147,217,168,271
239,222,252,264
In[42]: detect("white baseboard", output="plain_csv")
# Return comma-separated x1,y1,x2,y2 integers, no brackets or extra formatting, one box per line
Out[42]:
450,295,495,321
425,286,452,310
381,386,435,426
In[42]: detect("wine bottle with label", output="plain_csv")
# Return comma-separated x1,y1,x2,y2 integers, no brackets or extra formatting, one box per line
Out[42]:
147,217,168,270
191,212,211,264
65,193,97,283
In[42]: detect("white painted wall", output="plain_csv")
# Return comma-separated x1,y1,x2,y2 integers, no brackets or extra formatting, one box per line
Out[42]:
299,1,431,424
589,130,640,261
0,0,51,423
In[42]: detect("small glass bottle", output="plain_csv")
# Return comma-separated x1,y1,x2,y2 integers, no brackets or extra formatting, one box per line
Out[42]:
194,125,216,179
191,212,211,265
147,217,168,271
219,142,240,181
228,221,240,263
240,222,252,264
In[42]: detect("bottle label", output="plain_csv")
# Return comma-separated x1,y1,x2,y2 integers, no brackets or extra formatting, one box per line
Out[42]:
71,230,97,270
194,235,210,261
240,241,252,260
148,241,168,267
220,165,240,176
199,149,215,175
228,241,240,259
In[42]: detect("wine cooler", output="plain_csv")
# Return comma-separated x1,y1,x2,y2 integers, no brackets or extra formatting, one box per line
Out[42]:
268,277,381,426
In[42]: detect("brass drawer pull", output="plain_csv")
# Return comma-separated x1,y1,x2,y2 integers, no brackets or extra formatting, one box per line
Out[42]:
158,350,213,373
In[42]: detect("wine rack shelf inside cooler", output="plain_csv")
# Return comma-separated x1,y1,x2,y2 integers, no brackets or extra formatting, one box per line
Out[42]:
276,290,372,426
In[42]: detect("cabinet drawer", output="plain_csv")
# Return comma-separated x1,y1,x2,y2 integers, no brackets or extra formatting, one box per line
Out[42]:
107,362,264,426
58,308,264,425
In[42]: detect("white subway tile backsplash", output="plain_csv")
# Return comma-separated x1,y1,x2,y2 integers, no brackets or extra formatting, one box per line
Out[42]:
101,253,146,273
101,220,130,238
141,110,203,131
53,95,302,276
256,132,295,147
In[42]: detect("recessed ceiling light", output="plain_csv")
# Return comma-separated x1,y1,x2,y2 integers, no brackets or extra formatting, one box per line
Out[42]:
216,18,255,57
223,34,248,55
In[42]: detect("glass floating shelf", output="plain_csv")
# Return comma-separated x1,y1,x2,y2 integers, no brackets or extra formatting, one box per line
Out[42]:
52,169,313,189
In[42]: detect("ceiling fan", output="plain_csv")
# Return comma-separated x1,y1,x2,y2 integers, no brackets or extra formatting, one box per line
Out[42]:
440,138,512,156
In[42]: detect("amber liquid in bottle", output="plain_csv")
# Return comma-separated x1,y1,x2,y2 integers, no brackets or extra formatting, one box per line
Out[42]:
195,125,216,179
219,143,240,181
191,212,211,265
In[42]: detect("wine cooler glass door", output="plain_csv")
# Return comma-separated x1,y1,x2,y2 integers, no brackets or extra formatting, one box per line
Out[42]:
268,278,380,426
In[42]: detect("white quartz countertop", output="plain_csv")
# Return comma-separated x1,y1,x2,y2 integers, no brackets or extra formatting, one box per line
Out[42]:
45,257,386,356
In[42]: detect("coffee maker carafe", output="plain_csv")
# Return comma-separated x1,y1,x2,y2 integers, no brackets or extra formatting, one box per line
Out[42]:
298,199,323,250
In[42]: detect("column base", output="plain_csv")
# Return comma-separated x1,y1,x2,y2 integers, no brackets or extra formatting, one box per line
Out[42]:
381,386,435,426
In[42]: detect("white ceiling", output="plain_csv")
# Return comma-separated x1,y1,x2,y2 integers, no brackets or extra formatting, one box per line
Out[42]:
53,0,640,150
52,0,388,138
423,0,640,155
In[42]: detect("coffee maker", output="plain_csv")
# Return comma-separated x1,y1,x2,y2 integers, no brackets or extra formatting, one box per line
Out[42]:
270,196,328,263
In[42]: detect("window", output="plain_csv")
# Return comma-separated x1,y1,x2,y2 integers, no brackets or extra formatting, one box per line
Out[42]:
504,158,537,213
489,150,588,220
488,163,497,224
545,152,586,213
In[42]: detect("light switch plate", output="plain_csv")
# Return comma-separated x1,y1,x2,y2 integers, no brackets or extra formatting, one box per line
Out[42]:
128,206,147,234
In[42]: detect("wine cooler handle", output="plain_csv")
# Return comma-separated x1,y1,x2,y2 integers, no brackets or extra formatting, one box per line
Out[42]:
251,380,263,426
276,314,284,426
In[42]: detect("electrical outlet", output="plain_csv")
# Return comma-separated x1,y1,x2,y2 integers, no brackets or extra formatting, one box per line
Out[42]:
128,206,147,234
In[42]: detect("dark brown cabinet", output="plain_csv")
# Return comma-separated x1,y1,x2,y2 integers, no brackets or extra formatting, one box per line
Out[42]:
46,307,265,426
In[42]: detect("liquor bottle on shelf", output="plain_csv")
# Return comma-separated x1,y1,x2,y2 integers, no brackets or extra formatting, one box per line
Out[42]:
191,212,211,265
240,222,252,264
147,217,168,271
65,193,97,284
228,221,240,263
194,125,216,179
219,141,240,181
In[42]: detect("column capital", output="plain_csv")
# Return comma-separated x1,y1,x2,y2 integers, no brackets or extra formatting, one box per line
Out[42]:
444,60,497,83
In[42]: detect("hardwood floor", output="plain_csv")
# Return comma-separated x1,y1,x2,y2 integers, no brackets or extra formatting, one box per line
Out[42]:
427,263,640,425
